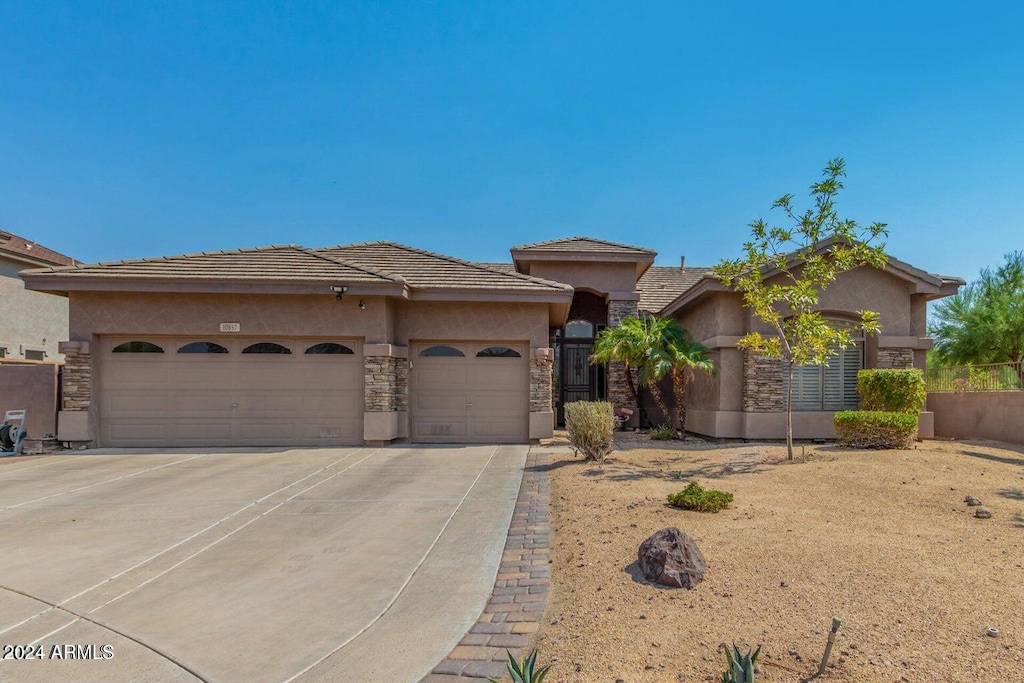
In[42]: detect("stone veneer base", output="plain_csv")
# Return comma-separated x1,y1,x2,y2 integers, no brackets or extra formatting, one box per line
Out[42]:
420,448,550,682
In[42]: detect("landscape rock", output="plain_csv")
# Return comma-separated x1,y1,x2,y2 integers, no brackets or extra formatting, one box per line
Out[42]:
964,495,982,506
975,507,993,519
637,527,706,589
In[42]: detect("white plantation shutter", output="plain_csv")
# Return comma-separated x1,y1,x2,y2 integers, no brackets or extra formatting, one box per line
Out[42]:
784,341,863,411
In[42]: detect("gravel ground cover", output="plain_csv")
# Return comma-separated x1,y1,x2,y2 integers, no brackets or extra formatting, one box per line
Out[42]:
533,433,1024,682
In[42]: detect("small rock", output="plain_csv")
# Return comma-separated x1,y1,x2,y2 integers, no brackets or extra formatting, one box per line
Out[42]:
964,495,982,506
987,627,1000,638
780,581,789,588
975,507,993,519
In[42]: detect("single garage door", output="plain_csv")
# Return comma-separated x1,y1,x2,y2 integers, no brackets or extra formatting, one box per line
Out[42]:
410,341,529,443
99,337,363,447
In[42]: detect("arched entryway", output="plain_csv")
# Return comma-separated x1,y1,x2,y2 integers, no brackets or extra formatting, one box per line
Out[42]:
553,291,608,425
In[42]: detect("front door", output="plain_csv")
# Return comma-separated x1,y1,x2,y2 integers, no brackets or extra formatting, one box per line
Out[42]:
556,319,606,425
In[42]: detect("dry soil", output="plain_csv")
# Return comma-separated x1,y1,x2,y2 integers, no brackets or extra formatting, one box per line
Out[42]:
532,434,1024,682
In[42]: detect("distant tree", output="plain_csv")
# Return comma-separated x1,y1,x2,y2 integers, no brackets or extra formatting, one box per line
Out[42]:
930,251,1024,382
714,158,888,460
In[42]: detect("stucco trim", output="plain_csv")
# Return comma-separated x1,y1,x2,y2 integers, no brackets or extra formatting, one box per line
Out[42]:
877,336,934,349
22,276,409,297
364,344,409,358
699,335,742,349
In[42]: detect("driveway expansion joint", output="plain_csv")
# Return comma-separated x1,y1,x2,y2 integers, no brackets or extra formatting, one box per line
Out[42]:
421,448,551,682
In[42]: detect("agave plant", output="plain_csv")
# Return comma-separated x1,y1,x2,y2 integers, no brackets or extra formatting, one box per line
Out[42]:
487,649,551,683
721,643,760,683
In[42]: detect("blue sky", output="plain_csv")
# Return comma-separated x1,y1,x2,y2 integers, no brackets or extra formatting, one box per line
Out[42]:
1,2,1021,282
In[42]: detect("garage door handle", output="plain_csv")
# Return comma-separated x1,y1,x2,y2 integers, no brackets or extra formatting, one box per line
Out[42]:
231,402,239,408
466,402,473,407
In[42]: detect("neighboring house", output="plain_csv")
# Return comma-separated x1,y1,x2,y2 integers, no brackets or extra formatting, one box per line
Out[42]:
21,237,961,448
0,230,77,362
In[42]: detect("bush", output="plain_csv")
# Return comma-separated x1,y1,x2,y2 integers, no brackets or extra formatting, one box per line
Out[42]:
667,482,734,513
650,424,677,440
834,410,918,448
565,401,614,461
857,369,926,413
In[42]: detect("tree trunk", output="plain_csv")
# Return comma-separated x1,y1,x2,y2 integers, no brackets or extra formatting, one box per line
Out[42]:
786,362,795,460
671,369,687,436
648,379,671,428
622,363,652,427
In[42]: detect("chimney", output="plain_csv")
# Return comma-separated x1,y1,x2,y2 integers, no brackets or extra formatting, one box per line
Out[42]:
680,256,686,269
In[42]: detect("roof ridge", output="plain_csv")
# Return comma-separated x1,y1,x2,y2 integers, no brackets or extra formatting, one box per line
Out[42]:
319,241,573,291
295,246,407,284
511,235,656,254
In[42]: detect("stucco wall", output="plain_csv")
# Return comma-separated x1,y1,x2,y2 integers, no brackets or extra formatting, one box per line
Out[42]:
527,261,636,295
0,257,69,361
930,392,1024,445
69,291,390,343
0,362,59,438
393,300,549,347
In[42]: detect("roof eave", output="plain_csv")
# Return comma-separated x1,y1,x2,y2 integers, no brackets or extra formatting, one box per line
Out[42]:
407,287,574,304
659,277,729,317
21,275,409,297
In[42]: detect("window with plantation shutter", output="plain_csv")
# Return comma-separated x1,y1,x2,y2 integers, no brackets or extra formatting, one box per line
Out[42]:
784,341,863,411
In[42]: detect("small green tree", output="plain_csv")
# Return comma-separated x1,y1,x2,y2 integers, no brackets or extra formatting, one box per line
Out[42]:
714,158,888,459
930,251,1024,384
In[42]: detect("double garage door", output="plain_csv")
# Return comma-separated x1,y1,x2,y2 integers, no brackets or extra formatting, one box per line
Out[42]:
99,337,364,448
410,341,529,444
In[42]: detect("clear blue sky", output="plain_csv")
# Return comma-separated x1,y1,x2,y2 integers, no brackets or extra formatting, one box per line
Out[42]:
2,2,1022,282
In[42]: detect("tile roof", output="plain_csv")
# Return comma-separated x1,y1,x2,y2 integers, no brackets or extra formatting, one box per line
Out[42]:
26,245,400,283
318,241,571,291
0,230,76,267
477,262,518,273
511,236,656,255
637,265,715,312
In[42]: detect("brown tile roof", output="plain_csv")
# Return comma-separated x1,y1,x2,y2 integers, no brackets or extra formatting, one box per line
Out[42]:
318,241,571,291
637,265,714,312
0,230,77,267
511,236,655,255
26,245,400,283
477,262,518,274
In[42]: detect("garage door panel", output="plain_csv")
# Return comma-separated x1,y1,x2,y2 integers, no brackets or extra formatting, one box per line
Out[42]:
412,342,528,444
100,338,364,448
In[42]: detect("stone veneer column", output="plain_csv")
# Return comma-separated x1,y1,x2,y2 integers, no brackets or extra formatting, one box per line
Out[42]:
876,348,915,369
606,298,640,419
363,344,408,444
57,340,93,442
742,351,785,412
529,349,554,440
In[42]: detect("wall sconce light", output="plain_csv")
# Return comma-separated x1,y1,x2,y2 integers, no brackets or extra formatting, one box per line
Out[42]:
330,285,348,301
358,300,366,310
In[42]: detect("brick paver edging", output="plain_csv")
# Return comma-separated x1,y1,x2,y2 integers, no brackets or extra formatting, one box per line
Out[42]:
421,448,550,682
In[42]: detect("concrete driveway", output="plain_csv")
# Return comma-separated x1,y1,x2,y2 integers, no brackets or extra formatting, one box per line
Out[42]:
0,444,527,683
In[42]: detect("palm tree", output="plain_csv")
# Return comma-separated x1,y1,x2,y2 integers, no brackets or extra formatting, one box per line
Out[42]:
591,316,653,426
661,332,715,436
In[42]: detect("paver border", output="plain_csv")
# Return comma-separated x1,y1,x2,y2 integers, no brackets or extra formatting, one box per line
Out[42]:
421,447,550,681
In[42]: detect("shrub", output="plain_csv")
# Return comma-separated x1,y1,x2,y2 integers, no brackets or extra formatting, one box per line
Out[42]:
487,650,551,683
565,401,614,461
834,410,918,448
650,424,677,440
667,482,734,513
857,369,926,414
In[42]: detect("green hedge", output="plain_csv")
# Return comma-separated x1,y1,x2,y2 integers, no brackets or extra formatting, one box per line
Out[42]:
857,369,926,414
834,410,918,449
565,401,614,461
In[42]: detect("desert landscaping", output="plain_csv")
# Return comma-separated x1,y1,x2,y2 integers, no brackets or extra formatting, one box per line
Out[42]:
532,433,1024,682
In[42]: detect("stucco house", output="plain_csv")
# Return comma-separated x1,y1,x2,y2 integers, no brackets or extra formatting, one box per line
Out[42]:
22,237,961,448
0,230,77,361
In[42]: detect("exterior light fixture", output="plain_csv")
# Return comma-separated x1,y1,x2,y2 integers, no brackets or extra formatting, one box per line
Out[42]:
358,300,366,310
330,285,348,301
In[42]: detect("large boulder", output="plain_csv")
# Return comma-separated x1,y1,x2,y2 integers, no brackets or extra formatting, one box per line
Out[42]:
637,527,706,589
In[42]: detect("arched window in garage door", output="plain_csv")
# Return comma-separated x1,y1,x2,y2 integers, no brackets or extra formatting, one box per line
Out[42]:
476,346,522,358
305,342,355,355
112,341,164,353
242,342,292,354
178,341,229,353
419,345,464,357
